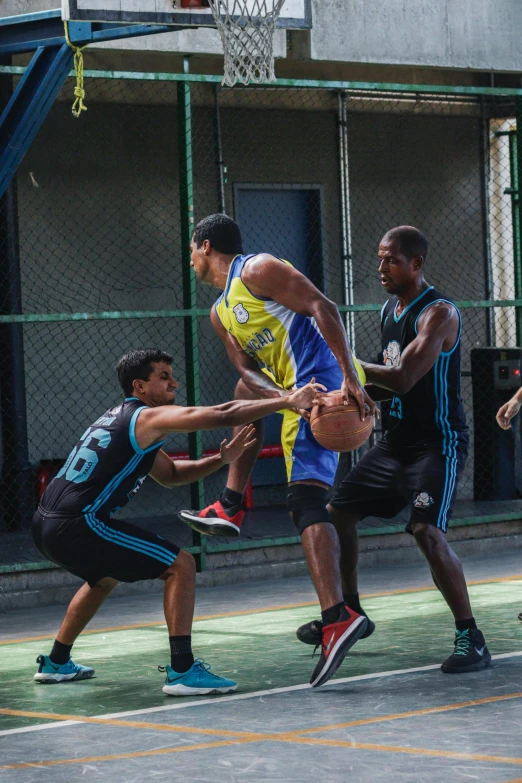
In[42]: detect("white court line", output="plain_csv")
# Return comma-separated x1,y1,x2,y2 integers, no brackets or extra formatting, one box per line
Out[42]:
1,650,522,738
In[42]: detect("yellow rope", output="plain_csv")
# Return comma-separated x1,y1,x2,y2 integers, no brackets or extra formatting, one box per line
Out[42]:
63,22,88,118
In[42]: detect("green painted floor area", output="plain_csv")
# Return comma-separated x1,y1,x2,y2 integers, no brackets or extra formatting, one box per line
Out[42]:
1,580,522,731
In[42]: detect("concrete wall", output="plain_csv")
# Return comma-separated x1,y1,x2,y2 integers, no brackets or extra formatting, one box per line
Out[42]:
310,0,522,72
2,0,522,72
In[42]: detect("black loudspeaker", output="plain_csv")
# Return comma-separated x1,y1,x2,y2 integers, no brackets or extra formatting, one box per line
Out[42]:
471,347,522,500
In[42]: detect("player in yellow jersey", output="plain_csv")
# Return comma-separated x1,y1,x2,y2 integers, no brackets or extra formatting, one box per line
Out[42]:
179,214,377,687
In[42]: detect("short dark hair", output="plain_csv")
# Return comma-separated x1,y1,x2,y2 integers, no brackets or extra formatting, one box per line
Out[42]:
116,349,173,396
192,214,243,254
383,226,428,261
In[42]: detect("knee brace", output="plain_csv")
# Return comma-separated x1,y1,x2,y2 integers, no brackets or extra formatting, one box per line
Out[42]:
287,485,332,534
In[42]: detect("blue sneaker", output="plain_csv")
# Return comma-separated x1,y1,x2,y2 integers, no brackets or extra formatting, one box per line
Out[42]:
34,654,95,683
160,660,237,696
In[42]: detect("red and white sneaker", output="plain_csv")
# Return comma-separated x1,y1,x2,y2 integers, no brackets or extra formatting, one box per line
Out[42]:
310,607,368,688
178,501,244,537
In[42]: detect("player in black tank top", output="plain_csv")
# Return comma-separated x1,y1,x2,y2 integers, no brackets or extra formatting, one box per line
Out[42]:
41,397,165,520
31,348,322,694
299,227,490,675
380,285,468,450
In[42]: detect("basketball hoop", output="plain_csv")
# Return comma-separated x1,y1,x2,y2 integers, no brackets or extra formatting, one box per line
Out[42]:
207,0,286,87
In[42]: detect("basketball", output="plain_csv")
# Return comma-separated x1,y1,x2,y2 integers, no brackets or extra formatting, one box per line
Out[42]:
310,391,373,452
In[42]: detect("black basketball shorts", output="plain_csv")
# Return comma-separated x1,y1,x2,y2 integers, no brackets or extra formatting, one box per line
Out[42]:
31,508,180,587
330,436,468,533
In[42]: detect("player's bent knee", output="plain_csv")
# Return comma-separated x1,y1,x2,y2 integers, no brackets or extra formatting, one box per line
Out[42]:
288,485,332,534
327,503,360,528
93,577,118,595
176,549,196,575
411,522,447,551
161,550,196,580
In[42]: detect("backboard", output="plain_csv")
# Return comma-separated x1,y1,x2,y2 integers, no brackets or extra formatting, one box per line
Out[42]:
61,0,312,29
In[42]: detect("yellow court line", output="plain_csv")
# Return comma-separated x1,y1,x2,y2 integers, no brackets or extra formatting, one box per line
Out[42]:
2,732,522,771
2,690,522,743
293,691,522,735
0,737,258,770
0,601,317,646
278,737,522,766
0,708,267,740
2,572,522,647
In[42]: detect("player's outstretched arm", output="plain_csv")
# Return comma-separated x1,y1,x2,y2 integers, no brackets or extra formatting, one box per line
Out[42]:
135,380,324,448
496,389,522,430
149,425,257,488
242,254,376,420
360,302,459,395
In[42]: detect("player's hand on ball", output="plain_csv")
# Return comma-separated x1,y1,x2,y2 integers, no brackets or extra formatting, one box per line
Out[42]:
496,398,521,430
342,374,377,422
219,424,257,465
288,378,326,415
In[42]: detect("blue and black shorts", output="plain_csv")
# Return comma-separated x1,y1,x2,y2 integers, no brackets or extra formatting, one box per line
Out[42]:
330,435,468,533
32,507,179,587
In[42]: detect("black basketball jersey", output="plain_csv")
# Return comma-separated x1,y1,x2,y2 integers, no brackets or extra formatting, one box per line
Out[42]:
380,286,468,449
41,398,164,518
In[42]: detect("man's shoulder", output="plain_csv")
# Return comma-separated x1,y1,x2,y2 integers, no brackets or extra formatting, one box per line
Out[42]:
419,298,460,324
242,253,290,275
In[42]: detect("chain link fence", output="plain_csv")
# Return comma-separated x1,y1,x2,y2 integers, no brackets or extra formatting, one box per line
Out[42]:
1,67,522,569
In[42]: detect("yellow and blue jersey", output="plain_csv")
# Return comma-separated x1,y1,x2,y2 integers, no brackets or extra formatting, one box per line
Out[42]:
214,254,365,487
215,254,357,389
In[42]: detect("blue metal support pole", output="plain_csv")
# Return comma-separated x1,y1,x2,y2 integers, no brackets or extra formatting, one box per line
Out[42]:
0,11,177,200
0,44,74,199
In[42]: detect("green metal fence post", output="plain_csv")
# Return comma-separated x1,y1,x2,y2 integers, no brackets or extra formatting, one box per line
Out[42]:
513,100,522,343
178,56,206,571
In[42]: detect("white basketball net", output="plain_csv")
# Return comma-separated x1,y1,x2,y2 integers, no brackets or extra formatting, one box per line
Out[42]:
207,0,286,87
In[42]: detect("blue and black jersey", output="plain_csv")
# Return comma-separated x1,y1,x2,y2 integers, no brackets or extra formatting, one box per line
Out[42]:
380,286,469,449
41,398,164,518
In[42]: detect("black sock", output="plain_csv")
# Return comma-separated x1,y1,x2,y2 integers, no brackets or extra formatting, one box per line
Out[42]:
220,487,243,512
455,617,477,632
343,592,363,615
50,639,73,665
321,601,347,626
169,635,194,673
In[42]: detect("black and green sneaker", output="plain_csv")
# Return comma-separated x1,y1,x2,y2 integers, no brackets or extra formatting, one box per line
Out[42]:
296,613,375,645
441,628,491,674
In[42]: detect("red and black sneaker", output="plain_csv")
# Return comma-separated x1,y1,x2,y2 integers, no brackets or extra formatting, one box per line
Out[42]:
178,501,244,537
310,607,368,688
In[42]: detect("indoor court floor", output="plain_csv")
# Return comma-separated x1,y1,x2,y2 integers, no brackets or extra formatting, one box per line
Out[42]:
1,551,522,782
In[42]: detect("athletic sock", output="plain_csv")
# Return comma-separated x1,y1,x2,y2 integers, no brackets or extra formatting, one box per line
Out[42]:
169,635,194,673
49,640,73,665
343,592,363,615
455,617,477,632
220,487,243,513
321,601,347,626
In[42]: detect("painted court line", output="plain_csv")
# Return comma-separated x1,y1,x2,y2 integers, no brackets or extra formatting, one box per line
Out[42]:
2,732,522,771
276,738,522,766
0,601,318,646
2,689,522,742
2,651,522,737
2,573,521,646
3,692,522,771
98,650,522,719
